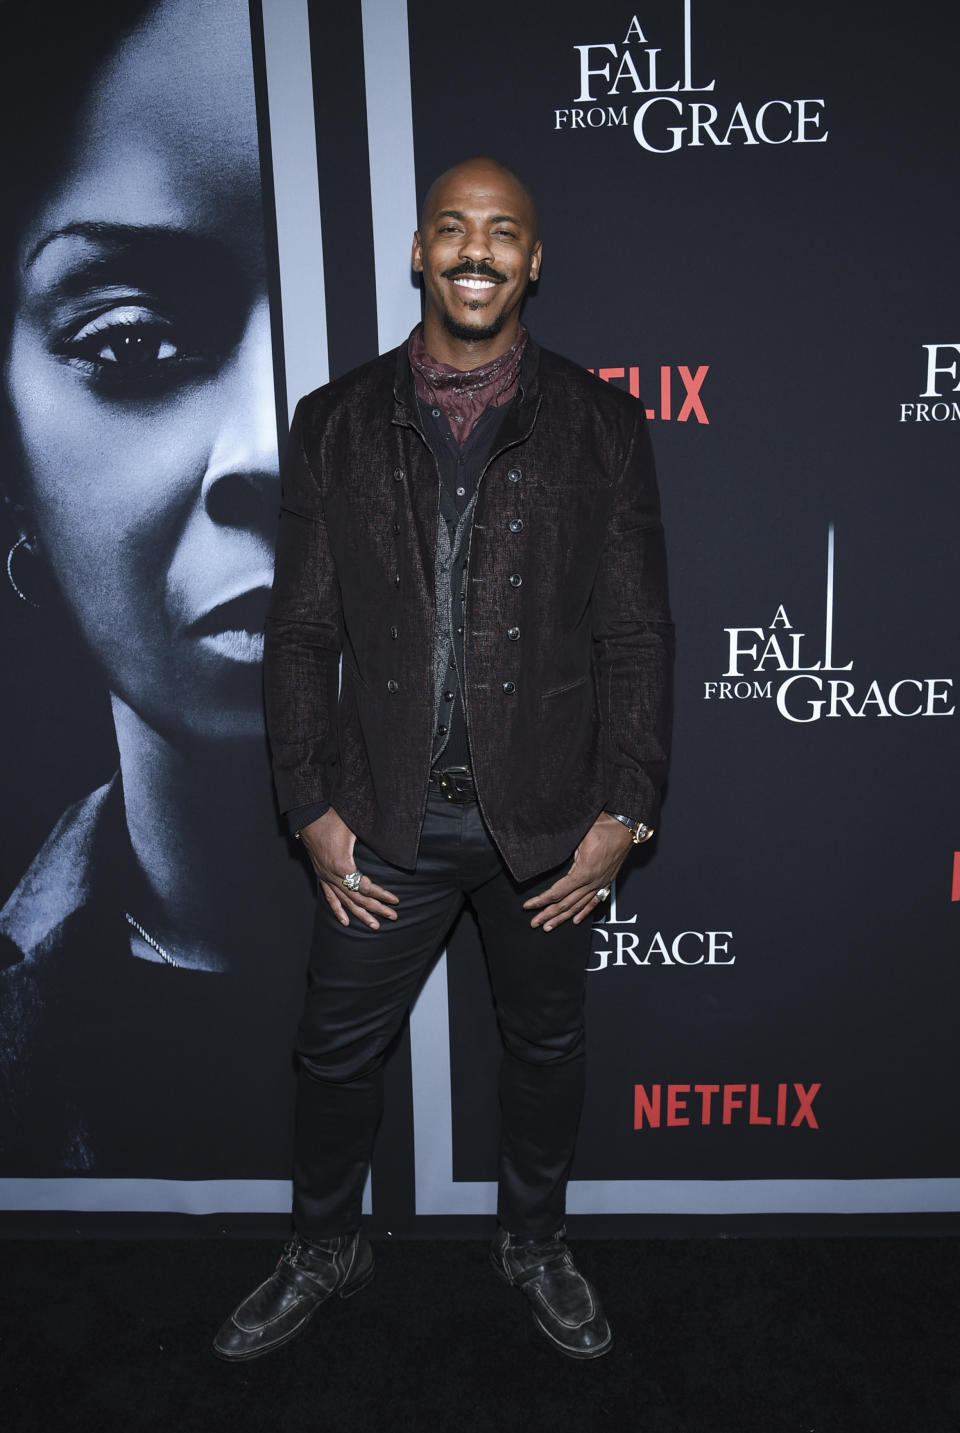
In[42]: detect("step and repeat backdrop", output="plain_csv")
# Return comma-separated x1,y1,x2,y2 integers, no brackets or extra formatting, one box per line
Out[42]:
0,0,956,1233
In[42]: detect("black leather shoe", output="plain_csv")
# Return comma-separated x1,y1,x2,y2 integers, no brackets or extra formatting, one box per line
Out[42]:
491,1226,612,1360
213,1232,374,1362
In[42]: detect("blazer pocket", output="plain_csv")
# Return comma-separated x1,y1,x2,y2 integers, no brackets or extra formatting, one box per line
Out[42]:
540,675,588,705
538,677,591,763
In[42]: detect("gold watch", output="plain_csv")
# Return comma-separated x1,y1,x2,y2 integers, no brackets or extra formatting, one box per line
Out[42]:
609,813,654,844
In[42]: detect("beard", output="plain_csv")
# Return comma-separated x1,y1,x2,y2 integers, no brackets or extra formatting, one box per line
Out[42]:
441,305,508,342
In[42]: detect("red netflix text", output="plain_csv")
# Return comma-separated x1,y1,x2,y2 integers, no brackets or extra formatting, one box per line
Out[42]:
633,1082,821,1129
589,365,710,423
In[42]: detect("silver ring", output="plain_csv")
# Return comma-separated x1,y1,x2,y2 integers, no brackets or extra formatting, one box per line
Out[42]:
340,870,363,892
595,886,611,902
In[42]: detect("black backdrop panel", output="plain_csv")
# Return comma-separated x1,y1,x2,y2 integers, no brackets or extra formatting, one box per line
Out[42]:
409,0,960,1205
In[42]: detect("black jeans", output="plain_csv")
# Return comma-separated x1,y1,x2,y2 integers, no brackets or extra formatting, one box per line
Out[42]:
293,790,593,1240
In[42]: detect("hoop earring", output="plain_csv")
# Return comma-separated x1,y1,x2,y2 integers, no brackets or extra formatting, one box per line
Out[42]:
7,534,40,608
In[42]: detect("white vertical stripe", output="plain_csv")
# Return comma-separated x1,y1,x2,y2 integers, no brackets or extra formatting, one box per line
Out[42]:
823,523,852,671
260,0,329,416
824,522,836,666
361,0,421,353
411,955,498,1214
684,0,693,89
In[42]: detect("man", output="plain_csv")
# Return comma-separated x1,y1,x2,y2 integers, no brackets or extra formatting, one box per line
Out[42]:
214,157,672,1362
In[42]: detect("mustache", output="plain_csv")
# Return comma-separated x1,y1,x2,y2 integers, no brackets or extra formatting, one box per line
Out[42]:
440,261,508,283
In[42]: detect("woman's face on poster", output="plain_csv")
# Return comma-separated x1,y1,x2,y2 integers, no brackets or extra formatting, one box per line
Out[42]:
4,0,278,743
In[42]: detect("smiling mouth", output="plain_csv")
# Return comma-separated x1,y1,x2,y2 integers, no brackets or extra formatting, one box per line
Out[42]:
440,262,507,302
452,276,499,294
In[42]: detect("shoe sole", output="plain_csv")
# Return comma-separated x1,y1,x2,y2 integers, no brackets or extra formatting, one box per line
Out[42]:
213,1261,375,1363
490,1251,613,1361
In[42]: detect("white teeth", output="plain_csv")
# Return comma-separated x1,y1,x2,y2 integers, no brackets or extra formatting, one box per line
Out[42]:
453,278,496,290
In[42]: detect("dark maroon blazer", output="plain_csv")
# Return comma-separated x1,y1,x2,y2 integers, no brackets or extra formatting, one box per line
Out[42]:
264,336,673,881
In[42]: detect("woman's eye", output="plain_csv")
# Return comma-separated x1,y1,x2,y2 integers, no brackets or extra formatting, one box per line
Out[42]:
56,304,207,385
89,329,179,366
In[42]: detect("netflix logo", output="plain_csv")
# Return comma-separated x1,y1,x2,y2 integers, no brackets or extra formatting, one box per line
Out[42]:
588,364,709,423
634,1081,821,1129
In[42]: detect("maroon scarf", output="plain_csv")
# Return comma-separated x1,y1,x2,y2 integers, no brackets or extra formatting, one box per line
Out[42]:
408,324,527,446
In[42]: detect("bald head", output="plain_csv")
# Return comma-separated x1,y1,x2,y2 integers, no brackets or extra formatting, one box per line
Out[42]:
419,157,538,239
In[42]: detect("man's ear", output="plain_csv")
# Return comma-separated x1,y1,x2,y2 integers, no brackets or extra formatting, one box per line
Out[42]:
529,239,543,282
411,231,423,273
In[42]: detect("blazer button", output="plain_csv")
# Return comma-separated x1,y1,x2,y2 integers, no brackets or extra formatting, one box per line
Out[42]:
387,679,399,693
393,521,401,533
507,467,522,482
508,573,522,587
443,690,454,701
393,467,404,481
508,518,524,533
390,626,399,639
507,626,520,640
502,681,516,694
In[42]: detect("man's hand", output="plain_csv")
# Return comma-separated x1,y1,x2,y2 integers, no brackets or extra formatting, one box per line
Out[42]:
523,812,635,931
299,808,399,929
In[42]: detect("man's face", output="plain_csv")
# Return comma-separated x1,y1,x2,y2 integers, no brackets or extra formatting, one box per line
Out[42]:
412,161,542,348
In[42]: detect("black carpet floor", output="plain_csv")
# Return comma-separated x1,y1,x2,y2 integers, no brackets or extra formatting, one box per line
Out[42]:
3,1237,960,1433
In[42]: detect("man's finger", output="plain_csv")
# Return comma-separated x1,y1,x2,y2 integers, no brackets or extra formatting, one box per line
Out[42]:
352,893,399,922
529,886,597,928
522,872,580,910
542,892,598,931
553,892,600,928
341,893,382,930
358,876,399,905
572,894,605,925
342,884,406,925
320,879,395,929
319,880,350,927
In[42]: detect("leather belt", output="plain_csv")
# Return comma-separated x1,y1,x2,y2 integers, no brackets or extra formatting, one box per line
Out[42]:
429,765,476,803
